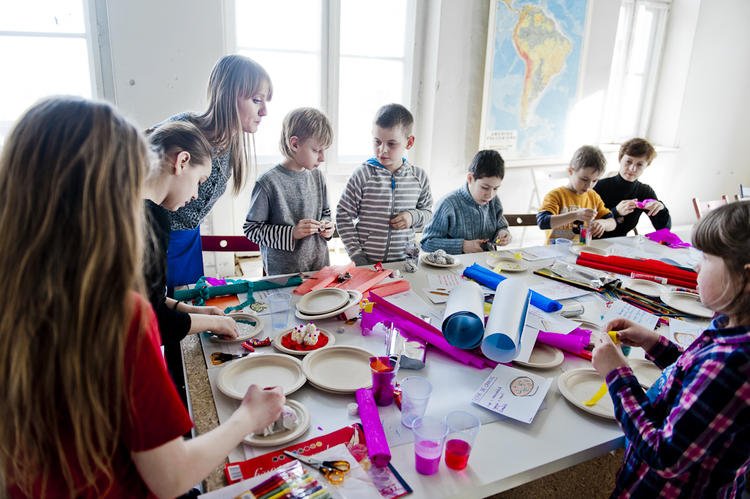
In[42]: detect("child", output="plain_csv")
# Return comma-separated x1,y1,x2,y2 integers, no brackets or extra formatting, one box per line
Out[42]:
536,145,615,242
243,107,335,275
593,137,671,237
155,55,273,287
592,202,750,496
336,103,433,265
0,97,284,497
420,149,512,254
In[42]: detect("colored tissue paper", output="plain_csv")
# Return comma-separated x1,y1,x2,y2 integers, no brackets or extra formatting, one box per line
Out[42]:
536,328,592,356
481,279,532,363
442,280,485,349
645,228,691,249
355,388,392,467
575,252,697,288
463,264,562,313
634,198,657,209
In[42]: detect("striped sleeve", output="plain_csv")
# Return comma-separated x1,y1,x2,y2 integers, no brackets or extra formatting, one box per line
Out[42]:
407,168,433,228
336,167,367,261
243,180,295,251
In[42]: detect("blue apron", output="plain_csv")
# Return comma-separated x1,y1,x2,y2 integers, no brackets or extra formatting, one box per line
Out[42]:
166,227,204,289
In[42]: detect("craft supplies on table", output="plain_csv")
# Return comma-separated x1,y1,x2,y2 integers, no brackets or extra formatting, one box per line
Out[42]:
463,263,562,312
355,388,392,467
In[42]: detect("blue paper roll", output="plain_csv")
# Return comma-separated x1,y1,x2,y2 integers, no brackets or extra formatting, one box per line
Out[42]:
442,312,484,349
463,263,562,312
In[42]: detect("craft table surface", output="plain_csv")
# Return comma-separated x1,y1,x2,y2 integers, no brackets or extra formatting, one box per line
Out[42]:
181,236,703,497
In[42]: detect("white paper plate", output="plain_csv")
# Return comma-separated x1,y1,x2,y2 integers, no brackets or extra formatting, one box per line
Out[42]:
217,353,306,399
569,245,609,256
295,290,362,321
558,368,615,420
572,319,601,332
420,254,461,268
622,278,665,298
302,345,373,393
272,328,335,356
629,359,662,389
660,290,713,318
486,255,529,273
514,343,564,369
244,400,311,447
296,288,350,316
210,312,264,343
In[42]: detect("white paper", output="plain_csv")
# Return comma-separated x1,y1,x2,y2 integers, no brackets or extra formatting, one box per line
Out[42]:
529,281,592,301
422,287,450,304
602,299,660,331
482,279,531,362
472,364,552,424
520,246,560,261
669,318,704,348
426,273,463,290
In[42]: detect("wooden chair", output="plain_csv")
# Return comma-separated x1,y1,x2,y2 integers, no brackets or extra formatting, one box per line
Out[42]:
505,214,538,227
200,235,259,252
692,196,729,219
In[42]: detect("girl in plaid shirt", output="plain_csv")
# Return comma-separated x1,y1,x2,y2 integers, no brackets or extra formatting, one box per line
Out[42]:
592,202,750,498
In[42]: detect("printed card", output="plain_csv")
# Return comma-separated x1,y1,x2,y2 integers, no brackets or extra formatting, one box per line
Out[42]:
472,364,552,424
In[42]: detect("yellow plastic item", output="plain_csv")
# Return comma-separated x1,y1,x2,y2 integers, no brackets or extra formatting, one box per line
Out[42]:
608,330,620,344
584,382,608,407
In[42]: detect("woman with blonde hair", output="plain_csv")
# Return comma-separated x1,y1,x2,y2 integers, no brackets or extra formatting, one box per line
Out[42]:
0,96,284,497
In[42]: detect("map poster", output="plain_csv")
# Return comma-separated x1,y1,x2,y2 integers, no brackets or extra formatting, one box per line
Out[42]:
480,0,589,160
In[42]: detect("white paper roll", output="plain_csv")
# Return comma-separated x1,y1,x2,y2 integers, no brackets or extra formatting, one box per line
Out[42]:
481,279,532,362
442,280,485,349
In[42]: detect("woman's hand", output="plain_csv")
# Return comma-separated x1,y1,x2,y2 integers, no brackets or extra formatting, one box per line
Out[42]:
237,385,285,434
605,318,660,351
591,331,628,377
293,219,322,240
644,200,664,217
495,229,512,246
463,239,486,253
616,199,637,216
207,315,239,339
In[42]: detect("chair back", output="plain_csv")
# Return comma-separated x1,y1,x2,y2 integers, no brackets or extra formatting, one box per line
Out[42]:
692,196,729,220
200,235,259,252
505,214,538,227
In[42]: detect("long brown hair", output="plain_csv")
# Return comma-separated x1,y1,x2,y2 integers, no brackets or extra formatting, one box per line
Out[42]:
192,54,272,194
0,97,148,495
147,120,212,173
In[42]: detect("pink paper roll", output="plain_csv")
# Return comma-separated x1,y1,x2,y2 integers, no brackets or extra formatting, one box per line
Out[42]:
355,388,391,468
536,329,592,354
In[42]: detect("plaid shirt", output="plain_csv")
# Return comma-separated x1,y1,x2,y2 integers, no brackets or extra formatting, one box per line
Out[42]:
605,317,750,498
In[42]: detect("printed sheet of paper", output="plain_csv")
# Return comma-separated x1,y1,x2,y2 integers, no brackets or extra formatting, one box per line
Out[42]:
603,299,659,330
427,273,463,290
529,281,592,301
472,364,552,424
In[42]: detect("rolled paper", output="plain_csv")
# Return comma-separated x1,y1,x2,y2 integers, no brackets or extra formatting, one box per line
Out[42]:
575,252,697,288
442,280,485,349
463,264,562,312
365,279,411,299
355,388,392,467
481,279,532,362
333,267,394,293
173,276,303,302
536,329,592,354
293,263,355,295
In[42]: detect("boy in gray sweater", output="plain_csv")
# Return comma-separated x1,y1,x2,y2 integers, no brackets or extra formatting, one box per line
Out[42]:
244,108,334,275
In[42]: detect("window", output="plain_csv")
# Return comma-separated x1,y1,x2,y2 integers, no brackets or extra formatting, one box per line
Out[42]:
602,0,671,142
0,0,96,146
231,0,416,170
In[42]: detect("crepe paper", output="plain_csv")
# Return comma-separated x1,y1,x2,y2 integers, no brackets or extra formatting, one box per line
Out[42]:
294,264,356,295
365,279,411,299
442,281,485,349
645,228,691,249
463,264,563,312
204,276,227,286
575,252,697,288
481,279,532,363
362,293,492,369
355,388,392,467
173,276,303,313
634,198,657,209
333,267,394,293
536,329,592,358
584,382,609,407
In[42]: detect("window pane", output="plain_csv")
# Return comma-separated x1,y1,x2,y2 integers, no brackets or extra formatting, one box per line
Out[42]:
0,37,91,122
239,49,320,158
340,0,407,58
0,0,85,33
338,57,404,157
236,0,320,52
630,6,654,74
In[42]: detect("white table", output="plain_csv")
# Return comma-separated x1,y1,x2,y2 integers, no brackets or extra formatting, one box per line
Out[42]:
185,236,705,497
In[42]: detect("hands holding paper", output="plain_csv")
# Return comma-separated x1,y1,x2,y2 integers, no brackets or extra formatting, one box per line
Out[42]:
605,318,661,351
591,331,628,377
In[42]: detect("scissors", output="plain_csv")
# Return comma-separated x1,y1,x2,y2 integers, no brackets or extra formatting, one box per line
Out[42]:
283,451,350,484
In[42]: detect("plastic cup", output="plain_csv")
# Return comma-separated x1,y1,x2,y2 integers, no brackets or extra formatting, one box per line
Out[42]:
268,291,292,331
400,376,432,428
413,416,448,475
552,238,572,255
370,356,397,406
444,411,481,471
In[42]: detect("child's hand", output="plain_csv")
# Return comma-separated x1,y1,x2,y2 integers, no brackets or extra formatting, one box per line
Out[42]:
590,219,606,238
643,200,664,217
616,199,637,216
591,331,628,377
293,219,322,240
495,229,512,246
575,208,596,224
236,385,285,434
463,239,486,253
389,211,413,230
605,318,660,351
319,220,335,238
207,315,239,340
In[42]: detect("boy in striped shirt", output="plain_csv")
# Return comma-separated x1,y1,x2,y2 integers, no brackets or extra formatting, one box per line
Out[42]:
336,104,433,266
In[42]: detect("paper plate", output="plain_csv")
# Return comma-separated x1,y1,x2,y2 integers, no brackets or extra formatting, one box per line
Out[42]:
622,278,665,298
558,368,616,420
513,343,564,369
296,288,350,316
629,359,662,389
572,319,601,332
244,400,311,447
569,245,609,256
210,313,264,343
660,290,713,318
272,328,335,356
486,255,529,273
302,345,373,393
295,290,362,321
420,254,461,268
217,353,306,399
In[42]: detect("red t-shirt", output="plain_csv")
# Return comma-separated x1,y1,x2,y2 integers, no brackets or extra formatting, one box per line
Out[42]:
8,294,193,497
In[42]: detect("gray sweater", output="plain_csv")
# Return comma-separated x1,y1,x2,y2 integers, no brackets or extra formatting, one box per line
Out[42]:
420,183,509,254
243,165,331,275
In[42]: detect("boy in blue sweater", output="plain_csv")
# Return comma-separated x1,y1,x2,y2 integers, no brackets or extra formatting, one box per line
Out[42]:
421,150,511,254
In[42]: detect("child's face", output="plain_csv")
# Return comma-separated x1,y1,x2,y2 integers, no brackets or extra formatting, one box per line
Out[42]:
467,173,502,205
291,137,327,171
372,124,414,171
696,252,729,313
619,154,650,182
237,80,270,134
567,166,601,195
164,157,211,211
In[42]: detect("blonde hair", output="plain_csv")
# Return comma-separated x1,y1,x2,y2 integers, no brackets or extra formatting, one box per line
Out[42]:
193,54,272,194
0,96,148,495
279,107,333,160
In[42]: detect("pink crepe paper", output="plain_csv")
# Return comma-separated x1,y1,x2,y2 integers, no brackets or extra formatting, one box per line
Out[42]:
645,228,691,248
536,328,592,355
635,198,657,209
355,388,392,467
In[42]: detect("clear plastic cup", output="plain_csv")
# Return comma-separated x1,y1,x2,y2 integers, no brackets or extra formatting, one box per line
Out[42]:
553,238,572,255
400,376,432,428
268,291,292,331
412,416,448,475
444,411,481,470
